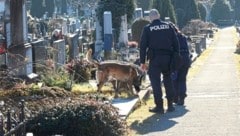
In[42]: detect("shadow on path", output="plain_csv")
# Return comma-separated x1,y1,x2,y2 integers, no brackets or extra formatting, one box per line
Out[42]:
130,106,189,135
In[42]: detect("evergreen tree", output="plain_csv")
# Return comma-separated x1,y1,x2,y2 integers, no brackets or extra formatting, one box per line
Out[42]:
211,0,232,24
131,18,150,44
45,0,55,17
61,0,68,15
136,0,153,11
30,0,44,18
229,0,235,8
30,0,54,18
198,3,206,21
96,0,135,41
152,0,177,23
125,0,136,23
172,0,200,28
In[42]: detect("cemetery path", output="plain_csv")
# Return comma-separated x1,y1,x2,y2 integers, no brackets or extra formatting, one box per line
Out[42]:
128,26,240,136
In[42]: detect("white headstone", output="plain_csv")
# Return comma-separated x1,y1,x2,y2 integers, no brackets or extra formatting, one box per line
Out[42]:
25,43,33,75
62,21,68,36
118,14,128,45
104,11,112,34
134,8,143,19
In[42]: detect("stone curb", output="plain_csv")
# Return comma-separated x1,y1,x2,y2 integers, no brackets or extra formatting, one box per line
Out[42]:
111,84,151,119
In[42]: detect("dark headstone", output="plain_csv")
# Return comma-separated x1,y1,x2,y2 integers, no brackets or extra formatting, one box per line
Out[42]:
31,39,48,73
7,43,33,76
195,40,202,55
0,54,6,65
200,36,207,49
68,34,79,60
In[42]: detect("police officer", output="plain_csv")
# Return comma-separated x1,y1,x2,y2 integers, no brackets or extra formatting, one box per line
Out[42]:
140,9,180,113
171,24,191,106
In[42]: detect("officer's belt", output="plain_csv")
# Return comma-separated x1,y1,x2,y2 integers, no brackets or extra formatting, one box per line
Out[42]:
152,49,173,55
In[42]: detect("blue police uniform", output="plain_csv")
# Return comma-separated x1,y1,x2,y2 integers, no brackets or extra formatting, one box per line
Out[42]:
173,33,191,105
140,19,180,111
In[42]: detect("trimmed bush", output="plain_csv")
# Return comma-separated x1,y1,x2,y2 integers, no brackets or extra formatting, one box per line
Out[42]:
26,96,128,136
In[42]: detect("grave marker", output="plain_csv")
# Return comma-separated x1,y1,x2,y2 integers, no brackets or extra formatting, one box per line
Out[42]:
52,39,66,69
31,39,48,73
68,33,79,60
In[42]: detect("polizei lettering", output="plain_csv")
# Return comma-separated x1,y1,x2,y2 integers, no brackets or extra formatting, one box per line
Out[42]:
150,25,170,31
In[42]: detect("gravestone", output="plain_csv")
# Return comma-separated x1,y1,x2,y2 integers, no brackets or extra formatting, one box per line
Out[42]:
134,8,143,19
95,19,103,57
68,33,79,60
62,21,68,36
104,11,113,60
200,35,207,49
82,29,87,37
72,23,76,32
118,14,128,47
7,43,33,76
75,19,81,30
0,54,6,65
143,10,150,20
195,40,202,55
78,36,84,53
31,39,48,73
69,23,76,33
52,39,66,69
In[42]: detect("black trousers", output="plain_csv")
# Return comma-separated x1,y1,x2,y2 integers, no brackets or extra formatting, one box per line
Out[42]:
148,54,174,106
173,54,191,98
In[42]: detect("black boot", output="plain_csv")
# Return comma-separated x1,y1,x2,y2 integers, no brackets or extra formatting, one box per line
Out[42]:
149,106,164,114
177,97,185,106
167,99,175,112
173,97,179,104
149,100,164,114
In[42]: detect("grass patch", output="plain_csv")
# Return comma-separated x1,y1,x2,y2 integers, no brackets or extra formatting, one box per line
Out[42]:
71,82,113,95
71,82,132,99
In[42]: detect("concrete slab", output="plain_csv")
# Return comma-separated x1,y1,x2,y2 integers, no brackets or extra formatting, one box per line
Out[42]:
111,88,150,119
112,97,139,118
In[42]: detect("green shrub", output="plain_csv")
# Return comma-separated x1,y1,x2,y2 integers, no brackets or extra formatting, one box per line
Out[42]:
131,18,150,45
40,68,70,89
26,97,128,136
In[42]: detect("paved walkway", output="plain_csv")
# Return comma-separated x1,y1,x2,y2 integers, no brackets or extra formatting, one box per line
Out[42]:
129,27,240,136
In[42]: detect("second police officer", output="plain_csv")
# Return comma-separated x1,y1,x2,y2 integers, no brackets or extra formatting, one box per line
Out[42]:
140,9,180,113
170,23,191,106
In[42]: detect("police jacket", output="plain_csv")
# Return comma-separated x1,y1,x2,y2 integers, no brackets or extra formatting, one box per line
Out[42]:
177,33,190,55
177,33,191,67
140,19,180,64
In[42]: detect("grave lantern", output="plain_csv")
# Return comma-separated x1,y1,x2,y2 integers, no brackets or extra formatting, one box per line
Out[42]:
0,34,6,54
